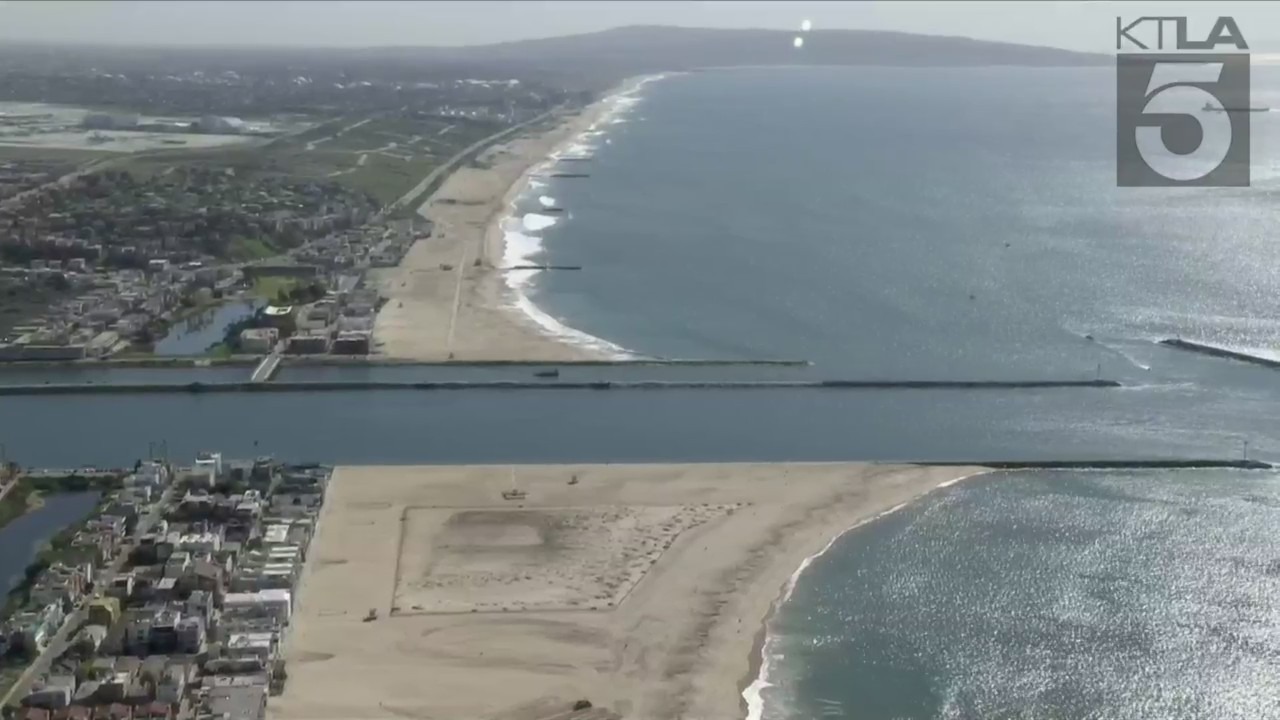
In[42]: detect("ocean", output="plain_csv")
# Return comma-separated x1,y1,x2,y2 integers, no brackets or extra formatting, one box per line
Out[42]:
755,469,1280,720
5,66,1280,718
507,67,1280,719
520,66,1280,376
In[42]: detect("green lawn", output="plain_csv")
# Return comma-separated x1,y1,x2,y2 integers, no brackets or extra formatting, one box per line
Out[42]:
228,237,278,262
333,154,438,205
251,276,300,301
205,343,235,359
0,481,36,532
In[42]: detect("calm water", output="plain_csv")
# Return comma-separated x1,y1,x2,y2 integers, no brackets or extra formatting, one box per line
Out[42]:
0,365,252,385
4,67,1280,718
0,492,99,596
760,470,1280,720
153,300,260,356
529,67,1280,375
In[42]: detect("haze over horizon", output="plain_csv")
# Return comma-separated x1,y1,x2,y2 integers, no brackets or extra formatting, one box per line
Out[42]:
2,0,1280,54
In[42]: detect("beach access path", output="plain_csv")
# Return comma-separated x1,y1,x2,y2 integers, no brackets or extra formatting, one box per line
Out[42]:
272,462,984,720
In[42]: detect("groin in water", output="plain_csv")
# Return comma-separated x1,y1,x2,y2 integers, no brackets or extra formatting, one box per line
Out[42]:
1160,338,1280,368
0,379,1122,396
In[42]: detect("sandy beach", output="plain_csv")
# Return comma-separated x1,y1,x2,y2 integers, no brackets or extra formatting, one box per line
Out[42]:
372,78,653,361
273,462,984,720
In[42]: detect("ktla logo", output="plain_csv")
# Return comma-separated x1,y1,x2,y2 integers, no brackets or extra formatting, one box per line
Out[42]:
1116,16,1251,187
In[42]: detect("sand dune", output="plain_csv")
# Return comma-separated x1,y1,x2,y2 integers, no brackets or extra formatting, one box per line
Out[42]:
272,462,984,720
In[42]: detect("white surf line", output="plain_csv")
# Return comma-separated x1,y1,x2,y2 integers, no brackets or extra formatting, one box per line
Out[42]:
742,468,991,720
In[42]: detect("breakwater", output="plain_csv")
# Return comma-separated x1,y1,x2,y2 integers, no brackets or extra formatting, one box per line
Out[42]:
921,459,1272,470
0,357,813,369
1160,338,1280,368
0,378,1121,396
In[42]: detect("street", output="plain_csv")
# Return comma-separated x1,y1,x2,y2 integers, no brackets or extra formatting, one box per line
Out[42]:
1,477,174,707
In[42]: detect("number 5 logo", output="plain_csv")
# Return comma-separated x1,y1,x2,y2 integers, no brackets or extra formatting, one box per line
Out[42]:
1117,53,1250,187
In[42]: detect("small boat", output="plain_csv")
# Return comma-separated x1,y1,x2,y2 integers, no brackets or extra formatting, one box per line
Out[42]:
534,368,560,378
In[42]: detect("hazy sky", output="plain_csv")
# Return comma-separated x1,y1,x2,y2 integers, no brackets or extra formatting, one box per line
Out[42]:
2,1,1279,53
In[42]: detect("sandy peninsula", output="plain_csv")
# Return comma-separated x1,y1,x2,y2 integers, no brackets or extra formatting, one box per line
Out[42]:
272,462,984,720
372,80,647,362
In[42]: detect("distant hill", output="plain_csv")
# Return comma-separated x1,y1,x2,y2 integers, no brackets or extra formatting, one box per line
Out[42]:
0,25,1110,92
372,25,1109,88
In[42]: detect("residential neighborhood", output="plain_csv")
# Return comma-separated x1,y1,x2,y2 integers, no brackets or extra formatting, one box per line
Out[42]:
0,211,424,360
0,169,379,270
0,455,330,720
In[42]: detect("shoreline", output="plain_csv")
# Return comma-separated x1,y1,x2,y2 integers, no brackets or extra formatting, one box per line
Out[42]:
493,73,673,360
272,462,985,720
371,74,670,361
738,469,991,720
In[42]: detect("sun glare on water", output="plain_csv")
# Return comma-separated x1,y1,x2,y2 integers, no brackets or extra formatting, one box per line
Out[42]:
794,18,812,48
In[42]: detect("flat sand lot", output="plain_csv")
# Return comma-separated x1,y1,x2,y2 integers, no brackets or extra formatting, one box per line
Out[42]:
397,504,737,614
273,462,984,720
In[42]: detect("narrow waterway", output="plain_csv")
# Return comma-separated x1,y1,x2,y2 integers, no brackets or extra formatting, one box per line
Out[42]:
0,492,100,596
153,300,261,356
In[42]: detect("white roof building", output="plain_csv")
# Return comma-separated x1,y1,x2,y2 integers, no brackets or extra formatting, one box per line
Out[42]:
223,589,292,624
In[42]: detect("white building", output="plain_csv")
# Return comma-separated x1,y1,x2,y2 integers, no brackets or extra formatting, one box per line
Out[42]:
223,589,292,625
197,115,247,134
166,531,223,555
239,327,279,354
177,615,205,654
224,632,275,661
194,452,223,486
262,524,290,546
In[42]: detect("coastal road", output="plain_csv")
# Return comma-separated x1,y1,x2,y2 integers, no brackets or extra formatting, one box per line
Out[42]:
386,106,562,215
0,155,115,210
385,107,566,354
0,607,86,707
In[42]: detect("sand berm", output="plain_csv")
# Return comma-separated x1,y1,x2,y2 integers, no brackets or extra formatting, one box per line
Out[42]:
272,462,984,720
